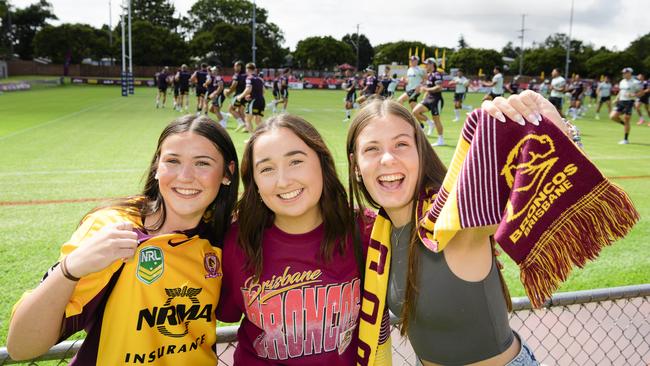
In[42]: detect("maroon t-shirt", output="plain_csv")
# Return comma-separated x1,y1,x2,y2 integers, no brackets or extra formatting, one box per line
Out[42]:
218,213,374,365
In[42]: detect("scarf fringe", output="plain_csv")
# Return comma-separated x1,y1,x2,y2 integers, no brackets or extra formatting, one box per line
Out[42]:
520,180,640,308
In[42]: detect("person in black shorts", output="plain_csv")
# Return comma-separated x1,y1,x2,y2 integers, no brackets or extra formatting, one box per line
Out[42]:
191,63,209,115
634,73,649,126
611,67,642,144
155,66,169,108
236,62,265,132
227,61,247,132
279,68,291,112
380,66,392,98
206,65,227,128
172,67,181,110
175,64,192,112
357,67,382,105
343,69,357,122
567,74,584,120
270,73,281,113
412,58,445,146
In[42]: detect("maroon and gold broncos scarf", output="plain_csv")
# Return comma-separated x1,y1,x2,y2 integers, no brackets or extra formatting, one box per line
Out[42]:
418,109,639,307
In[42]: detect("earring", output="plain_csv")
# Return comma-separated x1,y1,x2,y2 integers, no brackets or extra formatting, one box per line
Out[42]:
355,169,362,182
222,179,231,186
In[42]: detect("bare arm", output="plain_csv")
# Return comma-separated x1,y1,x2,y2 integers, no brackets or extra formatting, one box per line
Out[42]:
7,222,137,360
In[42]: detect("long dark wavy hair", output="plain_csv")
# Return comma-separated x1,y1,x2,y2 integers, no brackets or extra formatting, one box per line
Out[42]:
87,115,239,245
237,113,356,280
346,99,447,336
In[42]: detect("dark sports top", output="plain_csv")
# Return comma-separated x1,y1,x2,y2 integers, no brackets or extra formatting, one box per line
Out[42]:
387,222,514,365
246,74,265,100
211,75,224,95
571,81,584,97
279,75,289,91
157,72,168,88
233,72,247,94
425,72,444,99
346,77,357,92
195,70,208,88
12,208,224,365
364,75,379,94
177,71,192,88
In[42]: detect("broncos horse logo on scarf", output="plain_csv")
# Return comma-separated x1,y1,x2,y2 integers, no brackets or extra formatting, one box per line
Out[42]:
501,134,558,223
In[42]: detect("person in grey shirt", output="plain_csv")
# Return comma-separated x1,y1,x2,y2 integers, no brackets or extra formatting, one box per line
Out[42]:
482,66,504,101
347,97,554,366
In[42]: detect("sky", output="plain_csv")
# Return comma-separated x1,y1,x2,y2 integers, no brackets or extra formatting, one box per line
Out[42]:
12,0,650,52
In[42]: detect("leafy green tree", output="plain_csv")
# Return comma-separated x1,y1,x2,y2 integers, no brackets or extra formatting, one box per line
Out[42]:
10,0,57,59
373,41,435,65
625,33,650,66
458,34,469,50
293,36,355,70
342,33,373,69
185,0,286,66
448,48,502,76
585,51,641,78
33,23,110,63
131,0,179,30
118,20,189,66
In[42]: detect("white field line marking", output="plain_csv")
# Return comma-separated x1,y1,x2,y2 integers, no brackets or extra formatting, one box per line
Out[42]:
0,98,127,141
0,168,143,177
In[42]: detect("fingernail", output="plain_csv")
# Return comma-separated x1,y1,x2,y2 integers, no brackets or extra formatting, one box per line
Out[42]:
496,111,506,123
535,112,543,121
515,115,526,125
528,114,540,126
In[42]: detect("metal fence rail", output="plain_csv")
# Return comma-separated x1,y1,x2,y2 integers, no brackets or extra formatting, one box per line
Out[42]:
2,284,648,365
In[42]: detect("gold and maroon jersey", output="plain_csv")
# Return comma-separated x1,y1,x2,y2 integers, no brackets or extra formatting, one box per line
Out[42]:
13,208,224,365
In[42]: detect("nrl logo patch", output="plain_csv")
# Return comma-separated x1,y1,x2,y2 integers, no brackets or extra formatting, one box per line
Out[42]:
137,246,164,284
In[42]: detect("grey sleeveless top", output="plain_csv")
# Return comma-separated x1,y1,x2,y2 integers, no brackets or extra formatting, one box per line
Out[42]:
387,223,514,365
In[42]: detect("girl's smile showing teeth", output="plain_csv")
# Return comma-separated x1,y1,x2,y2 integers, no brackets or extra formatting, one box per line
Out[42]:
377,173,405,189
278,188,303,200
172,187,201,197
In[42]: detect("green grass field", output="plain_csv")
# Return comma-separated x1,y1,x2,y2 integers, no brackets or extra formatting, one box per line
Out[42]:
0,84,648,347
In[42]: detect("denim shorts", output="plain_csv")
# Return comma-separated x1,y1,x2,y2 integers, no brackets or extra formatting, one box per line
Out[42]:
506,332,539,366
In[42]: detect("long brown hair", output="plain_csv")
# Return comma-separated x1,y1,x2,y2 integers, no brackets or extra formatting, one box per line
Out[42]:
87,115,239,244
238,114,355,281
346,99,447,336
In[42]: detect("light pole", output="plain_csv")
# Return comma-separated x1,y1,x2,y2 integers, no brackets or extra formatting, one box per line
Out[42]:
564,0,574,79
252,0,256,64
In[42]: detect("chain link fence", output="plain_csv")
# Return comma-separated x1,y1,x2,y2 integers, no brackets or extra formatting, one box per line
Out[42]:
2,284,648,365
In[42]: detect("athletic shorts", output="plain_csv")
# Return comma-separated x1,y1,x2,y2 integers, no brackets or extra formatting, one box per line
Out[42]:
420,97,442,116
280,89,289,99
406,89,421,103
489,92,502,99
180,86,189,95
173,86,180,97
272,89,279,98
246,97,265,116
638,95,649,104
212,94,225,108
345,91,357,104
570,95,581,102
232,96,245,107
196,87,206,97
615,100,634,115
158,86,168,93
599,96,611,103
454,93,466,102
549,96,563,109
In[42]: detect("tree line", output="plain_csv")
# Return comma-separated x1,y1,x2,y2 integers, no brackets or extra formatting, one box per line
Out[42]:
1,0,648,78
